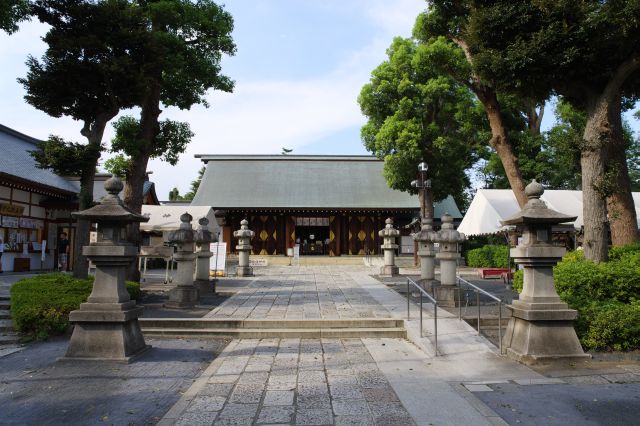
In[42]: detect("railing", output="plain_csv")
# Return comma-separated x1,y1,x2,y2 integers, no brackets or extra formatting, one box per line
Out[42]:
406,277,438,356
456,276,504,354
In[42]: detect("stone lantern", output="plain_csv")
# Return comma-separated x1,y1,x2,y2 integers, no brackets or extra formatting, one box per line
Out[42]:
379,218,400,276
501,180,588,364
165,213,198,309
412,217,437,281
194,217,216,295
234,219,254,277
433,213,466,306
64,177,149,362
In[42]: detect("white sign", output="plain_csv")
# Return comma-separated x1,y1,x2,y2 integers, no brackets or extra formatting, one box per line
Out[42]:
293,245,300,260
210,242,227,272
249,258,268,267
41,240,47,262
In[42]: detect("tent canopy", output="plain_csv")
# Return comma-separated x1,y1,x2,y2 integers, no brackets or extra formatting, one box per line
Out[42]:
140,205,219,234
458,189,640,236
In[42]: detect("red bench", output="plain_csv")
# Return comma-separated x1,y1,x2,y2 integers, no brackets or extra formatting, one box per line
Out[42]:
477,268,511,279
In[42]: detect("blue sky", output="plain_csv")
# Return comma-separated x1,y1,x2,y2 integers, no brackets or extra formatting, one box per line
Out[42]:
0,0,637,199
0,0,426,198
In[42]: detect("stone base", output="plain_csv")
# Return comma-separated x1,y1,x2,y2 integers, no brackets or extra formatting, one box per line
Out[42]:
432,284,462,308
502,316,589,366
165,286,199,309
195,279,215,295
63,311,149,363
236,266,253,277
379,265,399,277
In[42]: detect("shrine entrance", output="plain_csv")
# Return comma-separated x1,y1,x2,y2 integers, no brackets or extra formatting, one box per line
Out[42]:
295,217,330,255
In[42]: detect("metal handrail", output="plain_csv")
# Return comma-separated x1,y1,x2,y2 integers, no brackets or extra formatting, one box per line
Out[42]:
406,277,438,356
457,276,504,355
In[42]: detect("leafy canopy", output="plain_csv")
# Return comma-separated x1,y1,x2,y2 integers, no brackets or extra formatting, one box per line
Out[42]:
0,0,29,34
358,36,483,204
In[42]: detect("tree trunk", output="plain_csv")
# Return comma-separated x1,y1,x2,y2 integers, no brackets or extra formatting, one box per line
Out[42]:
123,82,162,281
581,97,613,262
451,38,527,207
73,117,110,278
478,90,528,207
605,102,639,246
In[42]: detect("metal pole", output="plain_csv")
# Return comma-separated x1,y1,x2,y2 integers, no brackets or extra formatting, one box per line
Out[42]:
477,291,481,335
499,300,503,354
434,303,438,356
420,291,423,337
458,280,462,321
407,279,410,321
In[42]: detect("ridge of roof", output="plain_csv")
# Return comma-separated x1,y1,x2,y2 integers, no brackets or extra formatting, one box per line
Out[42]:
195,154,380,161
0,123,43,146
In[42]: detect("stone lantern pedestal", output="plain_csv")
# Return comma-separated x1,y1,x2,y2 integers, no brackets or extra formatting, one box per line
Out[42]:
413,218,436,282
379,218,400,276
433,214,466,307
165,213,199,309
502,180,588,365
63,177,149,362
234,219,254,277
194,217,215,295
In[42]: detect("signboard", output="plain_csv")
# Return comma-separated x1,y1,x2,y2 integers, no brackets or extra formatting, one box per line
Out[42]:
293,244,300,260
249,258,268,267
1,216,19,228
89,231,98,244
0,203,24,216
210,242,227,273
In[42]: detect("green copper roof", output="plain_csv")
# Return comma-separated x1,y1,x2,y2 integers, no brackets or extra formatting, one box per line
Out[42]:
191,155,461,217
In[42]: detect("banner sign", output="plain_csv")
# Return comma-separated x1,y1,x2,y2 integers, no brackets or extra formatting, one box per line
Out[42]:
210,242,227,272
0,203,24,216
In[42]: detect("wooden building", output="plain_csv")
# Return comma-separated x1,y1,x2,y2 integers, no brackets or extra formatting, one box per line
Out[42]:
191,155,462,256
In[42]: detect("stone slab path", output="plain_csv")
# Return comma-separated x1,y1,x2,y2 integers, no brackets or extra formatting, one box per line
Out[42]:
206,266,390,320
163,338,417,426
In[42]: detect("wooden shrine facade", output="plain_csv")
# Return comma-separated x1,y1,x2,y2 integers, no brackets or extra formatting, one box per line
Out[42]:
221,209,416,256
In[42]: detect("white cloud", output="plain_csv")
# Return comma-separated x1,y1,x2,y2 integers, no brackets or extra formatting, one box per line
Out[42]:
0,2,428,199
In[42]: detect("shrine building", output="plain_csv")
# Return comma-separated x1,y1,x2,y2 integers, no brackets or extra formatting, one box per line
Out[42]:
191,155,462,256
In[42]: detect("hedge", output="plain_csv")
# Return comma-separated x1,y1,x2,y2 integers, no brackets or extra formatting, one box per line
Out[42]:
511,244,640,351
466,245,509,268
11,273,141,340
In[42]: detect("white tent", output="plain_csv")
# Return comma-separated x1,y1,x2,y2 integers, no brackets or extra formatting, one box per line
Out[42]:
458,189,640,236
140,205,220,235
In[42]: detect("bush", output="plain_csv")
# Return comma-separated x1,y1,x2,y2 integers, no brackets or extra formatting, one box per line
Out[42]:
512,270,523,293
579,301,640,351
466,245,509,268
11,273,141,340
512,243,640,351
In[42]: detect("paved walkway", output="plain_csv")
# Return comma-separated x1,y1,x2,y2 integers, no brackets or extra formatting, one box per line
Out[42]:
163,266,543,425
206,266,390,320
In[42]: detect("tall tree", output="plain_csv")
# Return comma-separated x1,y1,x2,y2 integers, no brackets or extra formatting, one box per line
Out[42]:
120,0,235,276
413,11,535,207
464,0,640,261
20,0,145,277
0,0,28,33
358,37,483,217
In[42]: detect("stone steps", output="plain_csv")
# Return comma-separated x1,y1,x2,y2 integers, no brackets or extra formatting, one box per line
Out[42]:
139,318,407,338
141,327,407,339
0,332,21,345
0,319,14,332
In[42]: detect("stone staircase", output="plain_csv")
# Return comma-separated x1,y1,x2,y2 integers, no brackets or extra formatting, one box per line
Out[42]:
463,313,511,349
0,292,20,346
139,318,406,339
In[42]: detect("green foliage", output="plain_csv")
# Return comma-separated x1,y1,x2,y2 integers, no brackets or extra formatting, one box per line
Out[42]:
512,269,523,293
103,154,132,179
358,36,483,206
0,0,29,34
466,245,509,268
30,136,102,177
11,273,140,340
110,116,193,168
513,244,640,350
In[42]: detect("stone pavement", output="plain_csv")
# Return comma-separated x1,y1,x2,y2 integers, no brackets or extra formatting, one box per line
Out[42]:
205,266,390,320
0,336,229,426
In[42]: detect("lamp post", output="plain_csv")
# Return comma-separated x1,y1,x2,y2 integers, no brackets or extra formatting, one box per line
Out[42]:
411,162,436,282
